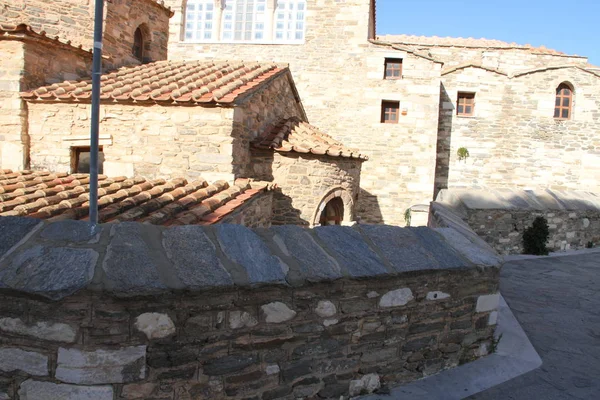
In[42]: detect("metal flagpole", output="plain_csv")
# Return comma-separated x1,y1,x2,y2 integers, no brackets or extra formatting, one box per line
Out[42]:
89,0,105,230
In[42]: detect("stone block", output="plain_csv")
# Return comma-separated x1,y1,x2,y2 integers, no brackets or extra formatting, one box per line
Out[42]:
55,346,146,384
314,227,388,277
379,288,414,308
121,382,156,399
411,227,469,269
216,224,287,284
349,373,380,396
40,220,101,243
426,291,451,301
488,311,498,326
476,294,500,313
203,354,257,376
315,300,337,318
261,302,297,323
0,317,77,343
102,223,166,294
134,313,175,339
18,380,113,400
229,311,258,329
0,348,48,376
163,225,233,289
0,216,41,260
271,225,342,281
0,245,98,300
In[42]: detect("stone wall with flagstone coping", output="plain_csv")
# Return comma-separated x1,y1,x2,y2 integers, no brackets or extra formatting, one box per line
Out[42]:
0,216,501,400
431,188,600,255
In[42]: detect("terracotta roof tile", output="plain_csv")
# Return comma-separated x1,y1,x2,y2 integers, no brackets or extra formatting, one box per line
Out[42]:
376,34,579,57
252,117,368,160
0,23,93,57
21,60,287,105
0,170,268,225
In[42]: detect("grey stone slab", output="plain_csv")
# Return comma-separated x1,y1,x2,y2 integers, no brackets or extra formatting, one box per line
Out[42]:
0,246,98,300
0,317,77,343
436,228,502,267
40,220,101,243
271,225,342,281
359,225,441,272
0,216,41,260
0,347,48,376
314,226,388,277
459,191,511,210
102,223,166,293
410,227,470,269
18,380,113,400
163,225,233,289
216,224,287,284
55,346,146,384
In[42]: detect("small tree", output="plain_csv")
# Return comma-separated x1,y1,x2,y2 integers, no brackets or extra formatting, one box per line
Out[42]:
522,216,550,255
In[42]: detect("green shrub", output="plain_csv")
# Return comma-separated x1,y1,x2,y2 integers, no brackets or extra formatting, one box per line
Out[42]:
404,208,412,227
587,241,594,249
522,216,550,255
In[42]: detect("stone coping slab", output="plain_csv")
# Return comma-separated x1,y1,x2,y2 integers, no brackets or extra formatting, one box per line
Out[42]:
359,296,542,400
436,188,600,212
0,216,501,300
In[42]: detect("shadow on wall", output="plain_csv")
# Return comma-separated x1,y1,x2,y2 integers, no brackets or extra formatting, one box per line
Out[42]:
434,83,453,200
271,189,307,226
356,188,384,224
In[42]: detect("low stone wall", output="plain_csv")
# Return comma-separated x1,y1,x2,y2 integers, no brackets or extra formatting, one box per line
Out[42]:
0,217,501,400
432,189,600,255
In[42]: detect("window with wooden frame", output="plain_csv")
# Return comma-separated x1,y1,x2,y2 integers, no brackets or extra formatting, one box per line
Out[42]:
71,146,104,174
457,92,475,117
384,58,403,79
381,100,400,123
554,83,573,120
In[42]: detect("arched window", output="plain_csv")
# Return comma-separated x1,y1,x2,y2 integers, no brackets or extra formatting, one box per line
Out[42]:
554,83,573,120
133,27,144,61
319,198,344,226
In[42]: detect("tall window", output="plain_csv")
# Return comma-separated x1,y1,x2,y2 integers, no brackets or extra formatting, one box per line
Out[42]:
133,28,144,60
185,0,214,41
457,92,475,117
222,0,266,41
274,0,306,42
381,101,400,124
554,83,573,120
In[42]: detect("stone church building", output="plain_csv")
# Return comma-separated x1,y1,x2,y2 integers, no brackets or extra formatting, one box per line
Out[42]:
1,0,599,227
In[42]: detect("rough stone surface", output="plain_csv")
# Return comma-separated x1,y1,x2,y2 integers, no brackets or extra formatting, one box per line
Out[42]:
349,373,381,396
426,291,451,301
102,223,166,293
0,317,77,343
163,225,233,289
134,313,175,340
0,217,40,260
0,245,97,300
314,226,388,277
476,294,501,313
411,227,469,269
271,225,342,280
315,300,337,318
40,220,101,243
18,380,113,400
265,364,280,375
229,311,258,329
0,348,48,376
55,346,146,384
379,288,414,308
261,302,297,324
488,311,499,326
217,224,287,284
120,383,155,399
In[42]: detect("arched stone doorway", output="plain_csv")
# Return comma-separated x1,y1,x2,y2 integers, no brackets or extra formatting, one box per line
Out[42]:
312,188,354,227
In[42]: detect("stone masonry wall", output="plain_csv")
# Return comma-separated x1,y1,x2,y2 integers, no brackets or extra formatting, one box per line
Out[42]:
26,102,237,183
0,41,27,172
436,66,600,195
0,217,501,400
468,210,600,255
164,0,442,226
220,191,274,228
251,151,362,226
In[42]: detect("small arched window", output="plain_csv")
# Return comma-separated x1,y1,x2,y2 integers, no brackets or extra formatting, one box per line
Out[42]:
133,27,144,61
554,83,573,120
319,198,344,226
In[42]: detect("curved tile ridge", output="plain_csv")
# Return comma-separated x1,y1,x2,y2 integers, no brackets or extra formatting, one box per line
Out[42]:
0,23,94,57
252,117,369,160
20,60,286,105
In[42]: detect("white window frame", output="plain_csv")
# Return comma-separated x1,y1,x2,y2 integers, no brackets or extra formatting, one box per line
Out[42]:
182,0,306,44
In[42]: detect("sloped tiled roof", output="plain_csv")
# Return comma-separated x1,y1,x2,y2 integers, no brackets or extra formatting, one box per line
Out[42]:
252,117,368,160
376,34,580,57
21,60,287,105
0,170,271,226
0,23,93,57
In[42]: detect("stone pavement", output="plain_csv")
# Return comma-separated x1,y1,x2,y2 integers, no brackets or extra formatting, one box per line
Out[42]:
468,251,600,400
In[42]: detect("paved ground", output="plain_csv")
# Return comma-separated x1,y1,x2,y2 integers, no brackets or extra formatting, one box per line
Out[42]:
468,251,600,400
